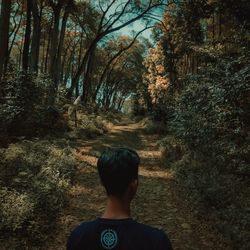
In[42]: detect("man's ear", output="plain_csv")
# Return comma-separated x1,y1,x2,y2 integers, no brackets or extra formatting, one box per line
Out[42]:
132,179,138,188
129,179,138,196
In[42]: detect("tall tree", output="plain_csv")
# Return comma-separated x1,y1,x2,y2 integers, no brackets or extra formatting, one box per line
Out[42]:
47,0,70,82
66,0,168,103
22,0,32,71
0,0,12,79
29,0,44,72
54,0,74,87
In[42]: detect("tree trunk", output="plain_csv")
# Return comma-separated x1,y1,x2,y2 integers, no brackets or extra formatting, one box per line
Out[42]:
0,0,12,79
60,49,67,83
49,7,61,79
212,12,215,41
219,9,222,37
8,9,23,64
81,46,96,104
66,41,97,99
22,0,32,71
41,28,46,73
30,0,41,73
44,20,53,73
54,7,69,87
18,35,24,70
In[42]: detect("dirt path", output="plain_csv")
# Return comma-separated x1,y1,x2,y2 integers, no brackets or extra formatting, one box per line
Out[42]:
48,119,230,250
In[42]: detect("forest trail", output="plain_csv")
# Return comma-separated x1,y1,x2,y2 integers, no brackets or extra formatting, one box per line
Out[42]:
47,118,230,250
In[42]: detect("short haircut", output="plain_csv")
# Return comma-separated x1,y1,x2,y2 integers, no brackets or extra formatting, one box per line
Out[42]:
97,147,140,197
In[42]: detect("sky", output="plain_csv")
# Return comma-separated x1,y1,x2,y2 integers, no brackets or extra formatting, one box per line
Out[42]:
103,1,166,41
119,20,153,40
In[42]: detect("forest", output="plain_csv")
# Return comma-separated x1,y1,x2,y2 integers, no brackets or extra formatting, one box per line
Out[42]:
0,0,249,249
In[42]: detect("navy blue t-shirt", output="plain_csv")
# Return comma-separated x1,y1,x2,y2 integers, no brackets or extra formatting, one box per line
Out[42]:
67,218,172,250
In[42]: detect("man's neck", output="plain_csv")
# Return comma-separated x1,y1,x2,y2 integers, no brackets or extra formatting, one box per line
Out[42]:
101,196,131,220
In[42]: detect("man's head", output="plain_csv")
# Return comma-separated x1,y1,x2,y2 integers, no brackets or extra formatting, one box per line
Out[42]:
97,147,140,198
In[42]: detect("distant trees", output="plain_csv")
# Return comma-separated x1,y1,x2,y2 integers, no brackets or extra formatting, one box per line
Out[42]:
0,0,168,108
66,0,168,103
96,37,146,110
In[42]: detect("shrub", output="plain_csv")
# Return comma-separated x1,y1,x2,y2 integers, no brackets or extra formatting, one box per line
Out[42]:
0,140,78,245
171,152,228,208
0,72,67,139
67,113,111,139
164,48,250,247
157,136,188,163
169,51,250,175
0,188,35,232
94,116,109,133
141,117,167,134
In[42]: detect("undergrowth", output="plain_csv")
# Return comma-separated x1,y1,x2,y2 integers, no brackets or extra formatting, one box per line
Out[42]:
0,139,78,248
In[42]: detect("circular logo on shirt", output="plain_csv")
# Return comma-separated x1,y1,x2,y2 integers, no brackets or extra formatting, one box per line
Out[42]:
100,229,118,249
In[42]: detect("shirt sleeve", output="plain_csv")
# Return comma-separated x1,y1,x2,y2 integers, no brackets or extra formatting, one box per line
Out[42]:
159,230,173,250
67,231,76,250
67,226,82,250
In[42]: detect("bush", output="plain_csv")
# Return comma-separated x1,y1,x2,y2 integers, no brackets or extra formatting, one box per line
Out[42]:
0,72,67,140
171,152,228,207
169,51,250,175
67,113,111,139
141,117,167,134
0,140,78,245
0,188,35,232
157,136,188,163
164,49,250,247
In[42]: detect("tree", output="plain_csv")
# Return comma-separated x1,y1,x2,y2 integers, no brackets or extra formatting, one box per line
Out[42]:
96,37,145,110
47,0,73,84
29,0,45,72
22,0,32,71
143,42,169,105
93,26,152,102
66,0,168,103
0,0,12,80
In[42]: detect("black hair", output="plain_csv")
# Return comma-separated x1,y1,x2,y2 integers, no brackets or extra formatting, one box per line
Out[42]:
97,147,140,197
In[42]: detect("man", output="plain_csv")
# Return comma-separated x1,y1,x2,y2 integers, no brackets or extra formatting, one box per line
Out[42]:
67,147,172,250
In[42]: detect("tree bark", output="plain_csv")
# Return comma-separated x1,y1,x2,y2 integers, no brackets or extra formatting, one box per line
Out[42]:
81,45,97,103
49,7,61,78
44,20,53,73
30,0,42,72
0,0,12,79
22,0,32,71
54,7,69,87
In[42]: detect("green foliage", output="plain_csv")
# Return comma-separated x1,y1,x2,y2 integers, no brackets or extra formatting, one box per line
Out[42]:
157,136,187,164
144,121,167,135
170,49,250,175
67,113,111,139
0,72,66,140
0,188,35,232
0,140,77,245
138,0,250,247
155,47,250,247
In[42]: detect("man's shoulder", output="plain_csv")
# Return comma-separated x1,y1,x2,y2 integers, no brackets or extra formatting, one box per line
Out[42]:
132,222,172,249
70,219,98,235
134,221,162,233
134,222,169,240
67,219,100,250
